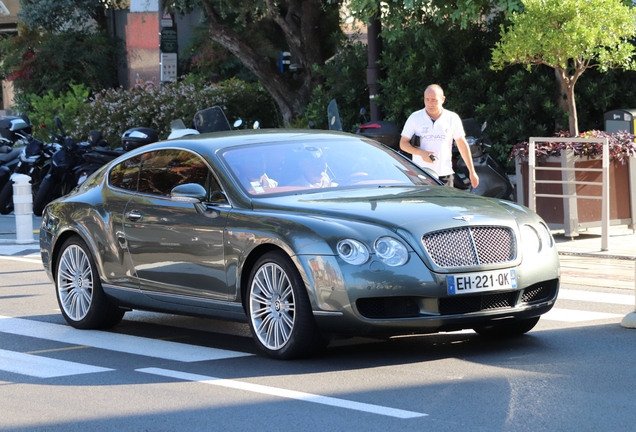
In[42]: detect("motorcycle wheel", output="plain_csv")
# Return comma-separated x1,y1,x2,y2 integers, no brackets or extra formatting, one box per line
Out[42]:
0,180,14,215
32,177,57,217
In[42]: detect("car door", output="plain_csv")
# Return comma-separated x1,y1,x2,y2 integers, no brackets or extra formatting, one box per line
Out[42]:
122,149,231,301
102,155,141,290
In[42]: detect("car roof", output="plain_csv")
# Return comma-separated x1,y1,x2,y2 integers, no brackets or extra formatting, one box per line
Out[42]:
133,129,364,156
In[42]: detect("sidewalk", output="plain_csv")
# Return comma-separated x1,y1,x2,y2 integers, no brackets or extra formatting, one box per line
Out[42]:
0,214,41,256
553,225,636,291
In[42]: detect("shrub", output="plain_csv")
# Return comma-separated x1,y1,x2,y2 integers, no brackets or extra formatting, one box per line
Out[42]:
509,130,636,164
0,25,124,105
67,77,281,147
21,83,91,142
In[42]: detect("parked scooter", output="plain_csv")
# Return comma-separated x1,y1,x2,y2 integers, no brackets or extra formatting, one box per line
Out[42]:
0,132,61,214
168,106,232,139
0,115,34,191
453,119,515,201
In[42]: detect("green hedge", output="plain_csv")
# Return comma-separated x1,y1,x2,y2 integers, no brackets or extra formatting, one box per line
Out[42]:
20,77,281,148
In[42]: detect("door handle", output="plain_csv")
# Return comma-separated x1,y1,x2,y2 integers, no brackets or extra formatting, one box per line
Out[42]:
126,210,142,222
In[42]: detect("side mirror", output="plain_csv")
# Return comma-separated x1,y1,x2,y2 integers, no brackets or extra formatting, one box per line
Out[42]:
171,183,207,203
54,117,65,136
253,120,260,129
233,119,243,128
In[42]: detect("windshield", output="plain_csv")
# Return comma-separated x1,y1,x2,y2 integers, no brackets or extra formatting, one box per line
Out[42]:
221,138,439,196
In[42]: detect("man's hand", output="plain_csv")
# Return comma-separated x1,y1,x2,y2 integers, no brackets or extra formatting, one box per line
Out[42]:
470,171,479,188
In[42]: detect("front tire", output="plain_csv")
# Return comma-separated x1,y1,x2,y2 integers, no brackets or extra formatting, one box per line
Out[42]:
55,236,124,329
473,316,540,338
246,251,326,359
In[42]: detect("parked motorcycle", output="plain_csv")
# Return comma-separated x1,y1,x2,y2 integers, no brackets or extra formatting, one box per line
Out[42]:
0,115,34,191
74,130,127,186
0,133,61,215
0,115,32,145
32,117,90,216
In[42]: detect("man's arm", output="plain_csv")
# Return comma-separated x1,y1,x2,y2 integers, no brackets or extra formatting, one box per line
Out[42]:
399,135,436,163
455,136,480,188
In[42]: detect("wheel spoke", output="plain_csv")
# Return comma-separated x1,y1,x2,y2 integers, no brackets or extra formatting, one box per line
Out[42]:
280,310,294,329
251,306,270,320
251,292,270,305
278,316,292,339
280,285,293,302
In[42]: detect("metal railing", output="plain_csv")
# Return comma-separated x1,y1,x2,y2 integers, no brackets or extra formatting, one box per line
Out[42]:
527,137,610,251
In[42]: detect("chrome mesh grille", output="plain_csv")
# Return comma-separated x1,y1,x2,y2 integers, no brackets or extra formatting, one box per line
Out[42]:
422,226,516,268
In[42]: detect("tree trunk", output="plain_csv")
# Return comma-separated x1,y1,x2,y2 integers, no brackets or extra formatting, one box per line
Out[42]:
554,68,568,131
199,0,329,126
566,84,578,137
555,67,580,136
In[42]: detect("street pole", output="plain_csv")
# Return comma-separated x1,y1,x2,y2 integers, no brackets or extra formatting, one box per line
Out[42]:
366,13,383,122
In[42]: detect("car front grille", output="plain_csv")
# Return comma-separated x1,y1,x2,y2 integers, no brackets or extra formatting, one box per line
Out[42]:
356,297,420,319
422,226,516,268
439,292,518,315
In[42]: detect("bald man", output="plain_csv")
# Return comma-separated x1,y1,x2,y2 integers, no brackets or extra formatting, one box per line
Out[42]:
399,84,479,188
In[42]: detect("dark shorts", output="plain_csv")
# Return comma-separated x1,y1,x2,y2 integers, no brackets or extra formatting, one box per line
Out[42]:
438,174,455,187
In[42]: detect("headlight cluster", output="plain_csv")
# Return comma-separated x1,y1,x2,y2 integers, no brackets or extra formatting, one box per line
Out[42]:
337,236,409,266
521,223,554,254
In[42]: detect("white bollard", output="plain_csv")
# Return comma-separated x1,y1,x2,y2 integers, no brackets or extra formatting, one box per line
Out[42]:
621,260,636,328
12,174,34,244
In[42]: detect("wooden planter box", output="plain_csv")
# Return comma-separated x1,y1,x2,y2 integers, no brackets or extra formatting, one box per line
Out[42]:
514,153,636,236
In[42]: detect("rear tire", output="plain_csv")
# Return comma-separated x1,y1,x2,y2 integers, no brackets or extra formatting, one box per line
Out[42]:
473,316,540,338
55,236,124,329
32,176,57,216
0,180,13,215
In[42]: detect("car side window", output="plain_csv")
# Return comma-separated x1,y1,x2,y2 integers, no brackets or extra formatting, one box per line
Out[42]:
109,155,142,191
137,149,210,197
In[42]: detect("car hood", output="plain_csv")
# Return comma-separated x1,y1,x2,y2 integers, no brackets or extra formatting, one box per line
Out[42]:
253,186,526,234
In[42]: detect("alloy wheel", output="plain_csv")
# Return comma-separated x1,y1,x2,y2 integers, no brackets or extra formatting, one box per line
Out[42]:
249,262,296,351
57,244,94,322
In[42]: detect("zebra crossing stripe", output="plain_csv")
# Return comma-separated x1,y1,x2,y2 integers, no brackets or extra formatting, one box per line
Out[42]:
137,367,428,419
0,316,252,362
558,289,634,306
542,308,623,322
0,348,112,378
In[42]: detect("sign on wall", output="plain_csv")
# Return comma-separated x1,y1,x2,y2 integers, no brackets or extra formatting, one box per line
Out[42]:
161,53,177,82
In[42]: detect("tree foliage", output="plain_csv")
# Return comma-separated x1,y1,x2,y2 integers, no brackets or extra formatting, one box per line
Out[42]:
0,1,128,107
169,0,343,124
344,0,524,38
491,0,636,135
18,0,128,31
0,24,125,107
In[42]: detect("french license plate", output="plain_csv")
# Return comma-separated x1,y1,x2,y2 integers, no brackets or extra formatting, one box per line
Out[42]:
447,269,517,295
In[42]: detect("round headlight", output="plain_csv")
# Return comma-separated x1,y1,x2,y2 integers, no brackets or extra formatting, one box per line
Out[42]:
374,237,409,267
521,225,541,254
337,239,369,265
537,222,554,250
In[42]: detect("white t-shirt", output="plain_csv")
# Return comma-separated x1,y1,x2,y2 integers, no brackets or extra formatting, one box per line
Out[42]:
401,108,465,176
